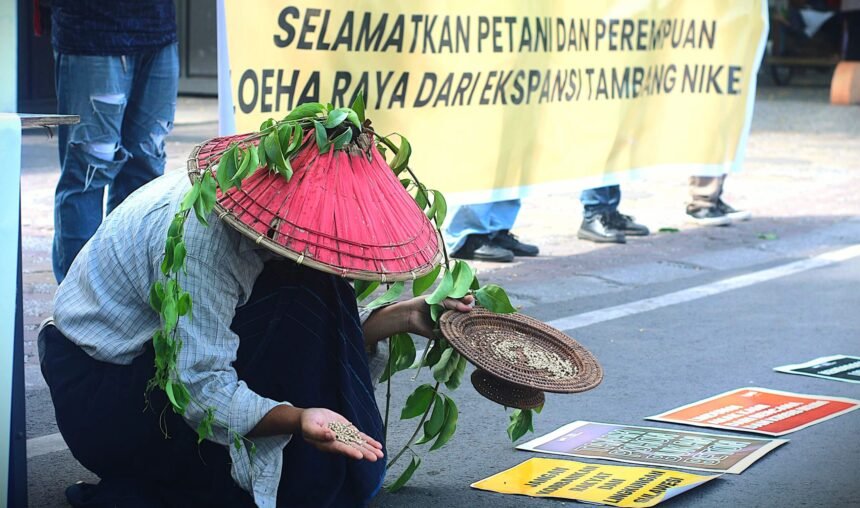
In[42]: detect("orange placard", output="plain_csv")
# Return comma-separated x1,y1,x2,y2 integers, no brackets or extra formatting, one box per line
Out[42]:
647,387,860,436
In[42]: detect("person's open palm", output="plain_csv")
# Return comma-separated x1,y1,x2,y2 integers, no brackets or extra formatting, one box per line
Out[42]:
300,408,384,461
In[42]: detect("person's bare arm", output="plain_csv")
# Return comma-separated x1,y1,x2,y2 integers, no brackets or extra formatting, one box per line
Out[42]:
361,295,474,345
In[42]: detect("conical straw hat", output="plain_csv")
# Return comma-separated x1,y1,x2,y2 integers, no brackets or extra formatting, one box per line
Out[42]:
187,131,442,281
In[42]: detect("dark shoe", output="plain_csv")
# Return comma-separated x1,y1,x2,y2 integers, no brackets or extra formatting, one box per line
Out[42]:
716,200,751,222
686,205,731,227
492,230,539,256
606,211,650,236
577,214,626,243
451,234,514,262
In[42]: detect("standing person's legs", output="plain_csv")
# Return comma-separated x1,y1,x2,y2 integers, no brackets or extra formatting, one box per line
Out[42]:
112,43,178,212
577,185,625,243
52,54,133,282
447,200,520,262
687,174,749,225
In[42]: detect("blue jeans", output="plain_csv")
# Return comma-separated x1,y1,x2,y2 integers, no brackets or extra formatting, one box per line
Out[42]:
445,199,522,252
52,43,178,283
580,185,621,219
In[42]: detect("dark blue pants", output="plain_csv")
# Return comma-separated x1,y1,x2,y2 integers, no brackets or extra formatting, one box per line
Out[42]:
41,262,385,507
580,185,621,219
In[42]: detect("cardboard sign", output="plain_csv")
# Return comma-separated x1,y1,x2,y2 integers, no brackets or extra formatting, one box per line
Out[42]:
471,457,719,507
774,355,860,384
517,421,786,474
648,387,860,436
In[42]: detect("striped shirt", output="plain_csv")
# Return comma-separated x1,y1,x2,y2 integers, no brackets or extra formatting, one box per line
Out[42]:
52,169,378,507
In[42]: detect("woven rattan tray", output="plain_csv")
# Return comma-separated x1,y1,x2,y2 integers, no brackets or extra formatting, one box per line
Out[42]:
471,369,545,410
439,308,602,393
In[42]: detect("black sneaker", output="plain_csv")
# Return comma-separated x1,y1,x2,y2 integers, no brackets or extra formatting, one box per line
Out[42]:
716,200,751,222
492,230,539,257
451,234,514,262
577,214,626,243
607,211,650,236
686,205,731,227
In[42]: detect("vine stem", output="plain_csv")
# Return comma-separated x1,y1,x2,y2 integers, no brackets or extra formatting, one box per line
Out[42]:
387,382,440,470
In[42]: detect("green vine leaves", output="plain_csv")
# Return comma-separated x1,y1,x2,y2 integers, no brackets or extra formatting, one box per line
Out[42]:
148,96,370,452
356,131,540,492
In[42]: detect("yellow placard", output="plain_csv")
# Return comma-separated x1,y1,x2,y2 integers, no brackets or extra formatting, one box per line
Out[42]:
471,457,719,507
222,1,766,201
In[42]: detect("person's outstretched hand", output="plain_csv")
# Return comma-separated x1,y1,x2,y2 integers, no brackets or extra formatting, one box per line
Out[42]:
300,408,384,461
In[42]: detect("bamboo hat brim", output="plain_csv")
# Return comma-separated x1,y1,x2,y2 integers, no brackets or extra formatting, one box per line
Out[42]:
187,133,442,282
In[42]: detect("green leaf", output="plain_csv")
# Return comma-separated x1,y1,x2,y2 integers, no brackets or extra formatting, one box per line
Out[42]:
401,384,435,419
351,92,366,123
759,232,778,240
365,281,404,310
232,150,253,189
193,198,209,227
200,172,217,215
658,227,679,233
180,183,201,212
470,273,481,291
167,213,185,238
257,140,268,168
412,265,441,297
233,433,243,451
162,295,178,333
387,455,420,493
399,178,412,189
149,281,164,313
332,128,353,150
449,261,474,299
354,280,379,302
422,338,445,368
345,109,361,129
264,131,291,180
196,408,214,444
414,186,428,210
415,394,445,444
288,124,304,154
425,269,454,305
165,380,187,413
379,332,416,382
161,236,175,275
171,241,187,274
474,284,516,313
389,135,411,176
324,108,349,129
259,118,275,131
314,121,331,154
177,291,192,317
284,102,327,121
507,409,534,442
432,190,448,224
432,347,458,384
277,123,292,148
445,354,468,390
430,303,445,322
215,144,238,193
430,396,458,451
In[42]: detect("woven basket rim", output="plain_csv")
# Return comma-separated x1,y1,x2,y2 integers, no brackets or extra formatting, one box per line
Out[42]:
471,369,546,410
439,308,603,393
187,137,443,282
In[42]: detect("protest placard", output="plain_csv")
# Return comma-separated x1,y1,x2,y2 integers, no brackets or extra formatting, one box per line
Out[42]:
774,355,860,384
219,1,767,203
517,421,786,474
647,388,860,436
471,457,719,507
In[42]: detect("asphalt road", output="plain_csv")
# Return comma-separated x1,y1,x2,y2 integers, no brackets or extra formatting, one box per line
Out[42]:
374,243,860,508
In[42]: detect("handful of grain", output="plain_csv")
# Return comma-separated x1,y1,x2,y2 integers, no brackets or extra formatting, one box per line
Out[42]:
328,422,364,446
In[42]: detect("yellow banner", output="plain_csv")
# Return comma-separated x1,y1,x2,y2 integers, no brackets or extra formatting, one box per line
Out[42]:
471,457,719,507
222,1,766,200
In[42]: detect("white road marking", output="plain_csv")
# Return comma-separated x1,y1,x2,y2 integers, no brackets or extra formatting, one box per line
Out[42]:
26,244,860,459
546,244,860,331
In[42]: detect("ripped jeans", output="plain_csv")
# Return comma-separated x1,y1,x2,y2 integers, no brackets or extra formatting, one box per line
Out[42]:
52,44,178,283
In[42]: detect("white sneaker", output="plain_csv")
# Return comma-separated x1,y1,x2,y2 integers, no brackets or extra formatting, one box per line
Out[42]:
717,200,752,222
686,206,732,227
